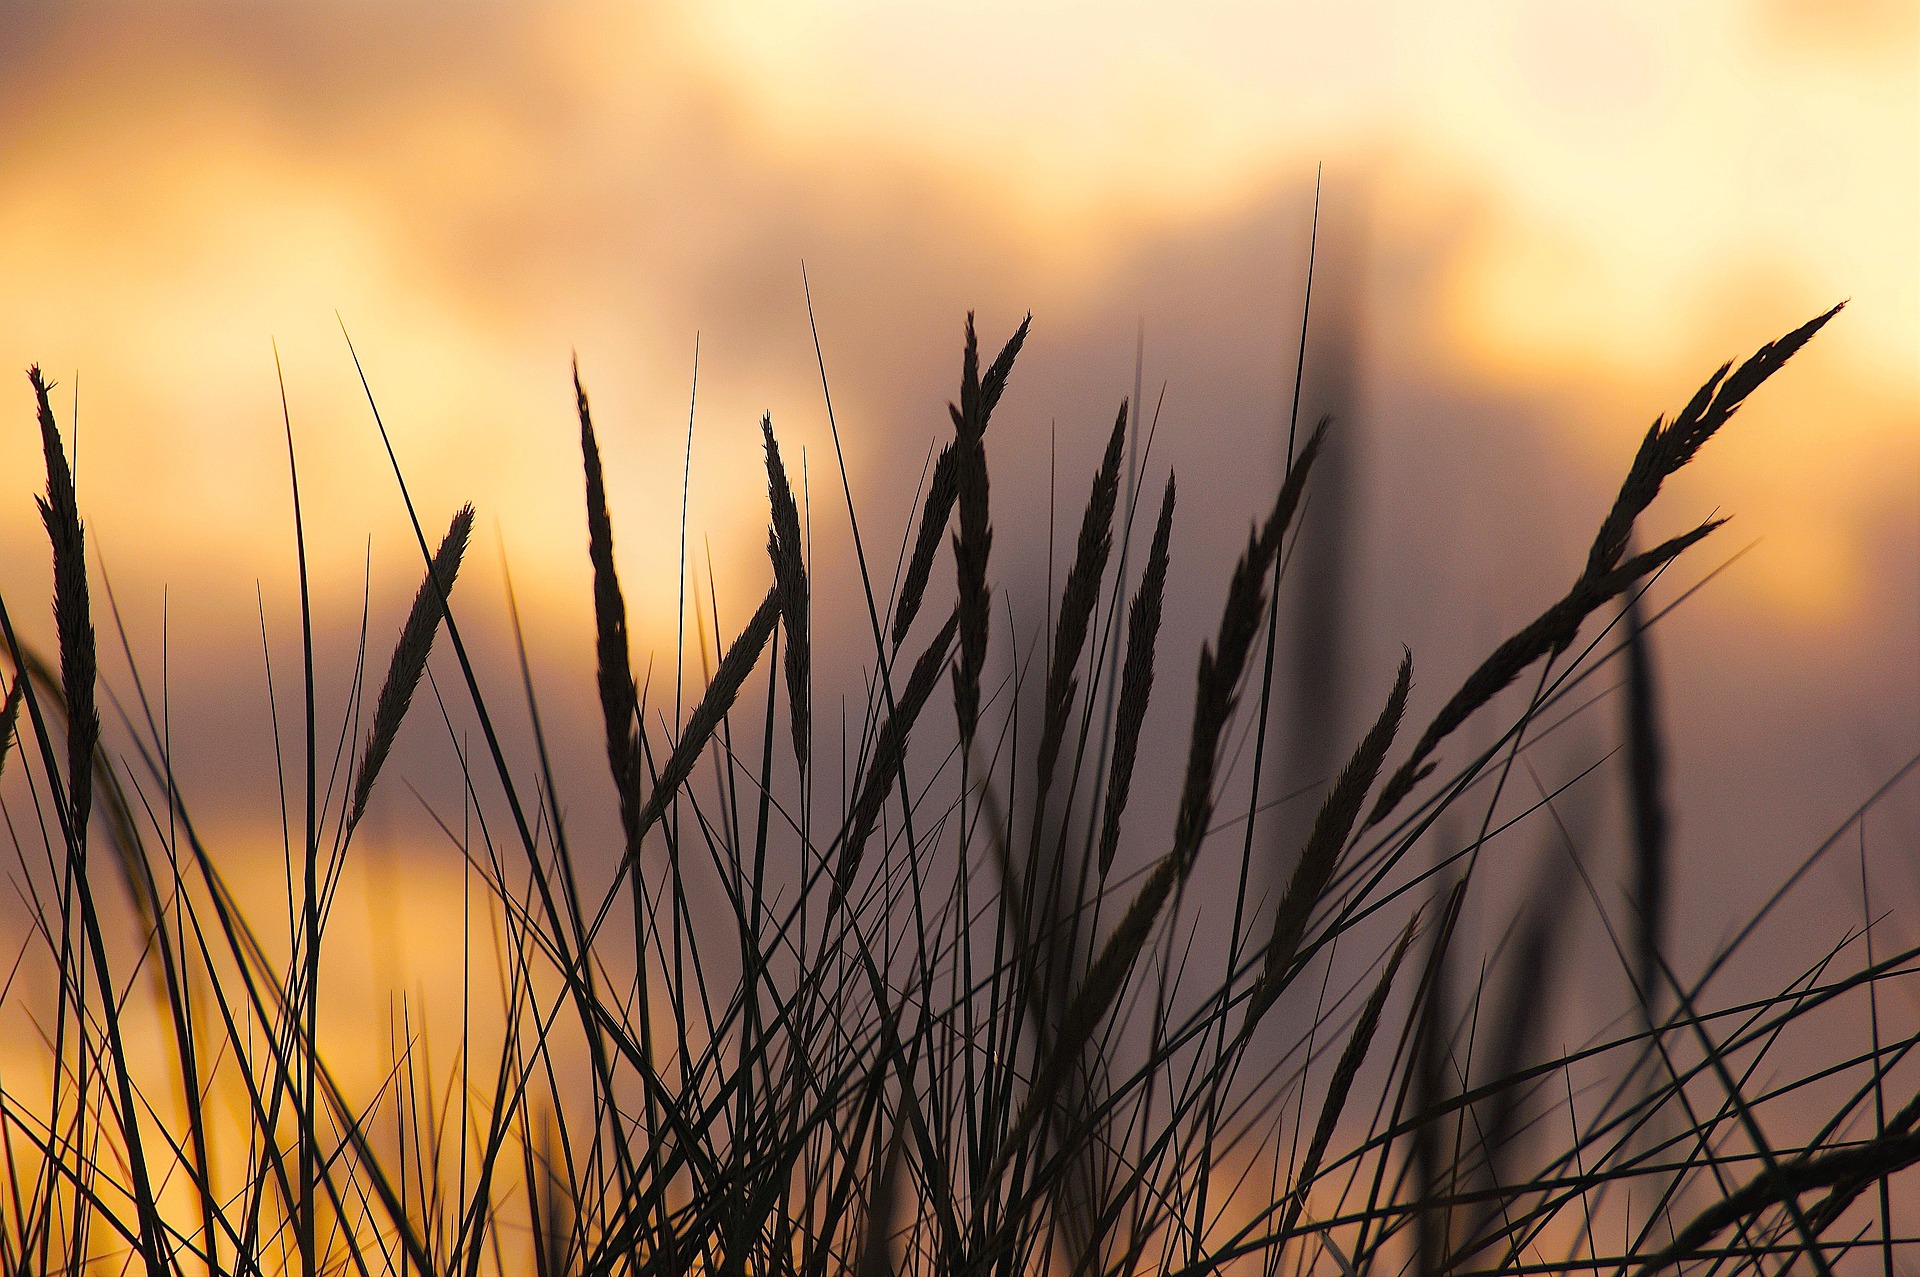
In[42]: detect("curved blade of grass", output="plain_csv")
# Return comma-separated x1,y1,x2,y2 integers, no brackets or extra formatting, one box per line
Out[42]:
1279,910,1421,1238
1622,588,1668,1015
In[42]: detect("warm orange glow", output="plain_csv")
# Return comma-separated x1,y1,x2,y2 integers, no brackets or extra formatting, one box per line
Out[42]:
1,2,1909,647
0,10,1912,1267
0,0,1902,838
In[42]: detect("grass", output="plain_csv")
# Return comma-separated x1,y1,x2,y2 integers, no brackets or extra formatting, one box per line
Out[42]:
0,285,1915,1277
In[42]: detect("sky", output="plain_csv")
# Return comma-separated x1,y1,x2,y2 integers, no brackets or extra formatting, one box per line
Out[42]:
0,0,1914,1084
0,1,1911,610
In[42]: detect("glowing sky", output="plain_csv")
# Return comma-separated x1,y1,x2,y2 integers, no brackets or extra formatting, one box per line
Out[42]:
0,0,1912,920
0,2,1911,624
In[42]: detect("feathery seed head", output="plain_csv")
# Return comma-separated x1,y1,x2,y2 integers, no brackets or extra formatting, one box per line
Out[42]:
1098,471,1175,877
762,415,811,773
349,504,473,832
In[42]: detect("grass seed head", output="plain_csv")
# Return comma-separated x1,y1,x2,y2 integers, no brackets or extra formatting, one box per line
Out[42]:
948,312,1029,747
1037,400,1127,788
1097,471,1175,877
30,366,97,839
1250,648,1412,1025
348,503,473,833
1586,304,1841,579
632,585,781,843
842,606,959,891
576,362,647,850
763,414,811,774
893,442,958,650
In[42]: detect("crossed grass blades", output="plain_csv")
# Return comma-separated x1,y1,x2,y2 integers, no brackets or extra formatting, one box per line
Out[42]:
2,299,1916,1276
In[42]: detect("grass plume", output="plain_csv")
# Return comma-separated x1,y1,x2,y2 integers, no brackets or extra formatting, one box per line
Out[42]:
894,443,956,652
1278,910,1420,1238
1586,303,1842,583
30,365,97,840
1248,648,1412,1025
1097,472,1175,877
762,414,811,775
1368,310,1835,829
576,361,648,860
1171,419,1326,876
1037,400,1127,792
948,311,1030,747
0,296,1902,1277
630,585,781,846
347,503,473,834
840,607,959,893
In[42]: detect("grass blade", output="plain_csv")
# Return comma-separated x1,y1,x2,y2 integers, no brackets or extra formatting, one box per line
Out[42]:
1280,911,1420,1238
1622,587,1668,1014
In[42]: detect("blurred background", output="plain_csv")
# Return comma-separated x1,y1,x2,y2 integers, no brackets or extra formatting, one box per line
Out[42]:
0,0,1913,1073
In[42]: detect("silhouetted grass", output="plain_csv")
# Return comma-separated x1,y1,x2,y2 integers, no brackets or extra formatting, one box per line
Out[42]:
1,294,1914,1277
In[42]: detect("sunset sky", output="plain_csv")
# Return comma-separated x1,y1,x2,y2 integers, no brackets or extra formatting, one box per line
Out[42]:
0,0,1914,1004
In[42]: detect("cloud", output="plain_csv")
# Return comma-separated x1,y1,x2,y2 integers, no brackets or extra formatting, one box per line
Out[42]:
0,0,1910,1014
